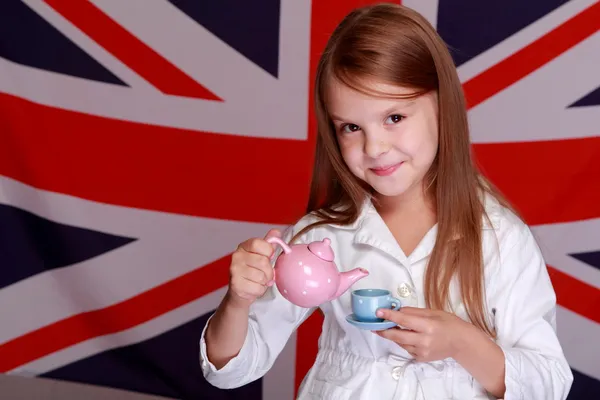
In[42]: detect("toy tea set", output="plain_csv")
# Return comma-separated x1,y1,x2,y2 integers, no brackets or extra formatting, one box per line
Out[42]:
267,236,402,331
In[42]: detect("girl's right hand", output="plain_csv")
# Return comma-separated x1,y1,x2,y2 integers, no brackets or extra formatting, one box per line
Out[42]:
226,229,281,309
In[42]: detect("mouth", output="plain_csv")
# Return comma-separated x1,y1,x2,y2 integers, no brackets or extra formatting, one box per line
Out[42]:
369,162,403,176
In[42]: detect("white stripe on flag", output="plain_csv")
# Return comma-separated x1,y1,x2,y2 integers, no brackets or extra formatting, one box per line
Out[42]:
0,176,286,344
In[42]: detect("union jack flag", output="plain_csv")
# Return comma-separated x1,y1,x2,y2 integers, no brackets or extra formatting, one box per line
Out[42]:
0,0,598,399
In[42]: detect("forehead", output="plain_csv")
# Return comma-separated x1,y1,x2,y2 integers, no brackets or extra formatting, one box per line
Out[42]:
326,78,419,119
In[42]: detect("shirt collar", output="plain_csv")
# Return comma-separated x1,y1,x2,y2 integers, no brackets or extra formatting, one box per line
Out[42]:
327,193,502,232
325,192,503,263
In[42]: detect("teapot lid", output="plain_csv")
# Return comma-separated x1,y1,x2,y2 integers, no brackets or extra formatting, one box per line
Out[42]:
308,238,334,262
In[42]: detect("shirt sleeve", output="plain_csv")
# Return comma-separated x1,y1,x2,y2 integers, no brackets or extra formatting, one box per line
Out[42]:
489,222,573,400
199,224,318,389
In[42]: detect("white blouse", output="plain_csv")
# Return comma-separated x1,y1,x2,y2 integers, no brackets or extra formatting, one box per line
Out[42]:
199,195,573,399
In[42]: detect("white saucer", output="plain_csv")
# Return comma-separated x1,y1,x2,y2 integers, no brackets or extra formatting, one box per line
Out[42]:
345,313,397,331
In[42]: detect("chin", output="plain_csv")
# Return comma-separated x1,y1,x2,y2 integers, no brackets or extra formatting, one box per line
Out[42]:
369,183,411,198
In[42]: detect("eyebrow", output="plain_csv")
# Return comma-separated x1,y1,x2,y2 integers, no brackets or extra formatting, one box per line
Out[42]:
380,101,414,117
330,114,348,122
330,101,415,122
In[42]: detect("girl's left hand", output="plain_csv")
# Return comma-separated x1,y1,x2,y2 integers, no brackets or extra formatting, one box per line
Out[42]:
374,306,470,362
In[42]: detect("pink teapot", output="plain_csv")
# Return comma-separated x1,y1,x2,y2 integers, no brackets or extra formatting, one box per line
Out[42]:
266,236,369,308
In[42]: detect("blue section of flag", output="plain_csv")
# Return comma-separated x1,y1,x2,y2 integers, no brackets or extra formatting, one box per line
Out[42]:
569,369,600,399
166,0,281,77
569,87,600,108
570,250,600,270
41,311,262,399
0,0,125,85
437,0,569,66
0,204,136,289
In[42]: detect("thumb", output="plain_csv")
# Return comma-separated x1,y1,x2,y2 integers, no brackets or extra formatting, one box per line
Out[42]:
264,229,283,282
375,307,403,324
376,308,392,321
264,229,283,257
264,228,282,240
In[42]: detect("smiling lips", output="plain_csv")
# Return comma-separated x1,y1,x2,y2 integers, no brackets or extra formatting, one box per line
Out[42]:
370,162,404,176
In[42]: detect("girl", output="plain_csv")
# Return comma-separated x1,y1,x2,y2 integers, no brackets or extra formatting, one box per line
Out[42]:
200,4,573,399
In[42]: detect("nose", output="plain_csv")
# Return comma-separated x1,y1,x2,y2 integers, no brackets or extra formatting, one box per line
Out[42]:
364,132,390,158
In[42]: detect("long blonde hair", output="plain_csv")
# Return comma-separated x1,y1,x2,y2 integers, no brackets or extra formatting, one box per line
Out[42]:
293,4,516,337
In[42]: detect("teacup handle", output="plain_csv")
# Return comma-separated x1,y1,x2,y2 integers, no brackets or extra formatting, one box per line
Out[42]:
389,297,402,311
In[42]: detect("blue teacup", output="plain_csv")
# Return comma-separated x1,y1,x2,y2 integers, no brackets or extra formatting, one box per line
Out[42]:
351,289,402,322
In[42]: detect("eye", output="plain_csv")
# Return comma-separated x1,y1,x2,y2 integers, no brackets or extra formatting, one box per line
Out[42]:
340,123,361,134
385,114,404,124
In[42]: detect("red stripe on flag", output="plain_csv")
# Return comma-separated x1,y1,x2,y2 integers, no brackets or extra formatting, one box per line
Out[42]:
474,137,600,225
0,256,231,372
0,93,312,225
463,1,600,109
548,265,600,324
43,0,221,101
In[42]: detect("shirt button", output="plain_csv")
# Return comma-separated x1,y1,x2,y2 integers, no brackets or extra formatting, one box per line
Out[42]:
391,366,403,380
397,283,412,298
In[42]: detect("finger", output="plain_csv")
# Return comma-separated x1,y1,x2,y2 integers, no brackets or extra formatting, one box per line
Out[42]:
376,308,430,332
240,278,267,298
241,264,270,285
244,253,274,282
398,307,434,317
230,251,273,283
401,344,419,358
230,276,265,299
240,237,275,257
376,327,421,346
234,253,272,284
240,281,267,301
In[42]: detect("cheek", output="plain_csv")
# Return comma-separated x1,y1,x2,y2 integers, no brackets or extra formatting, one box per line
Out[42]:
338,137,362,161
398,127,438,163
416,132,437,156
394,133,421,158
338,137,365,173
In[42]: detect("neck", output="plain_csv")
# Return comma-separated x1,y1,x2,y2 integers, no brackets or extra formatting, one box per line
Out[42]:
373,183,437,257
374,184,435,219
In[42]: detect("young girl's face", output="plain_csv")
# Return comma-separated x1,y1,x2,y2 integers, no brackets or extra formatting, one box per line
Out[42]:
327,79,439,200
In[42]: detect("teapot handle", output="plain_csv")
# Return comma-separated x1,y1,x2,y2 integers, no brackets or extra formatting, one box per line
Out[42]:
266,237,292,254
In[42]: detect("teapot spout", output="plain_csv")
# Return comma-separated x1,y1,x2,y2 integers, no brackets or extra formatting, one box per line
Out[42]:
333,268,369,299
